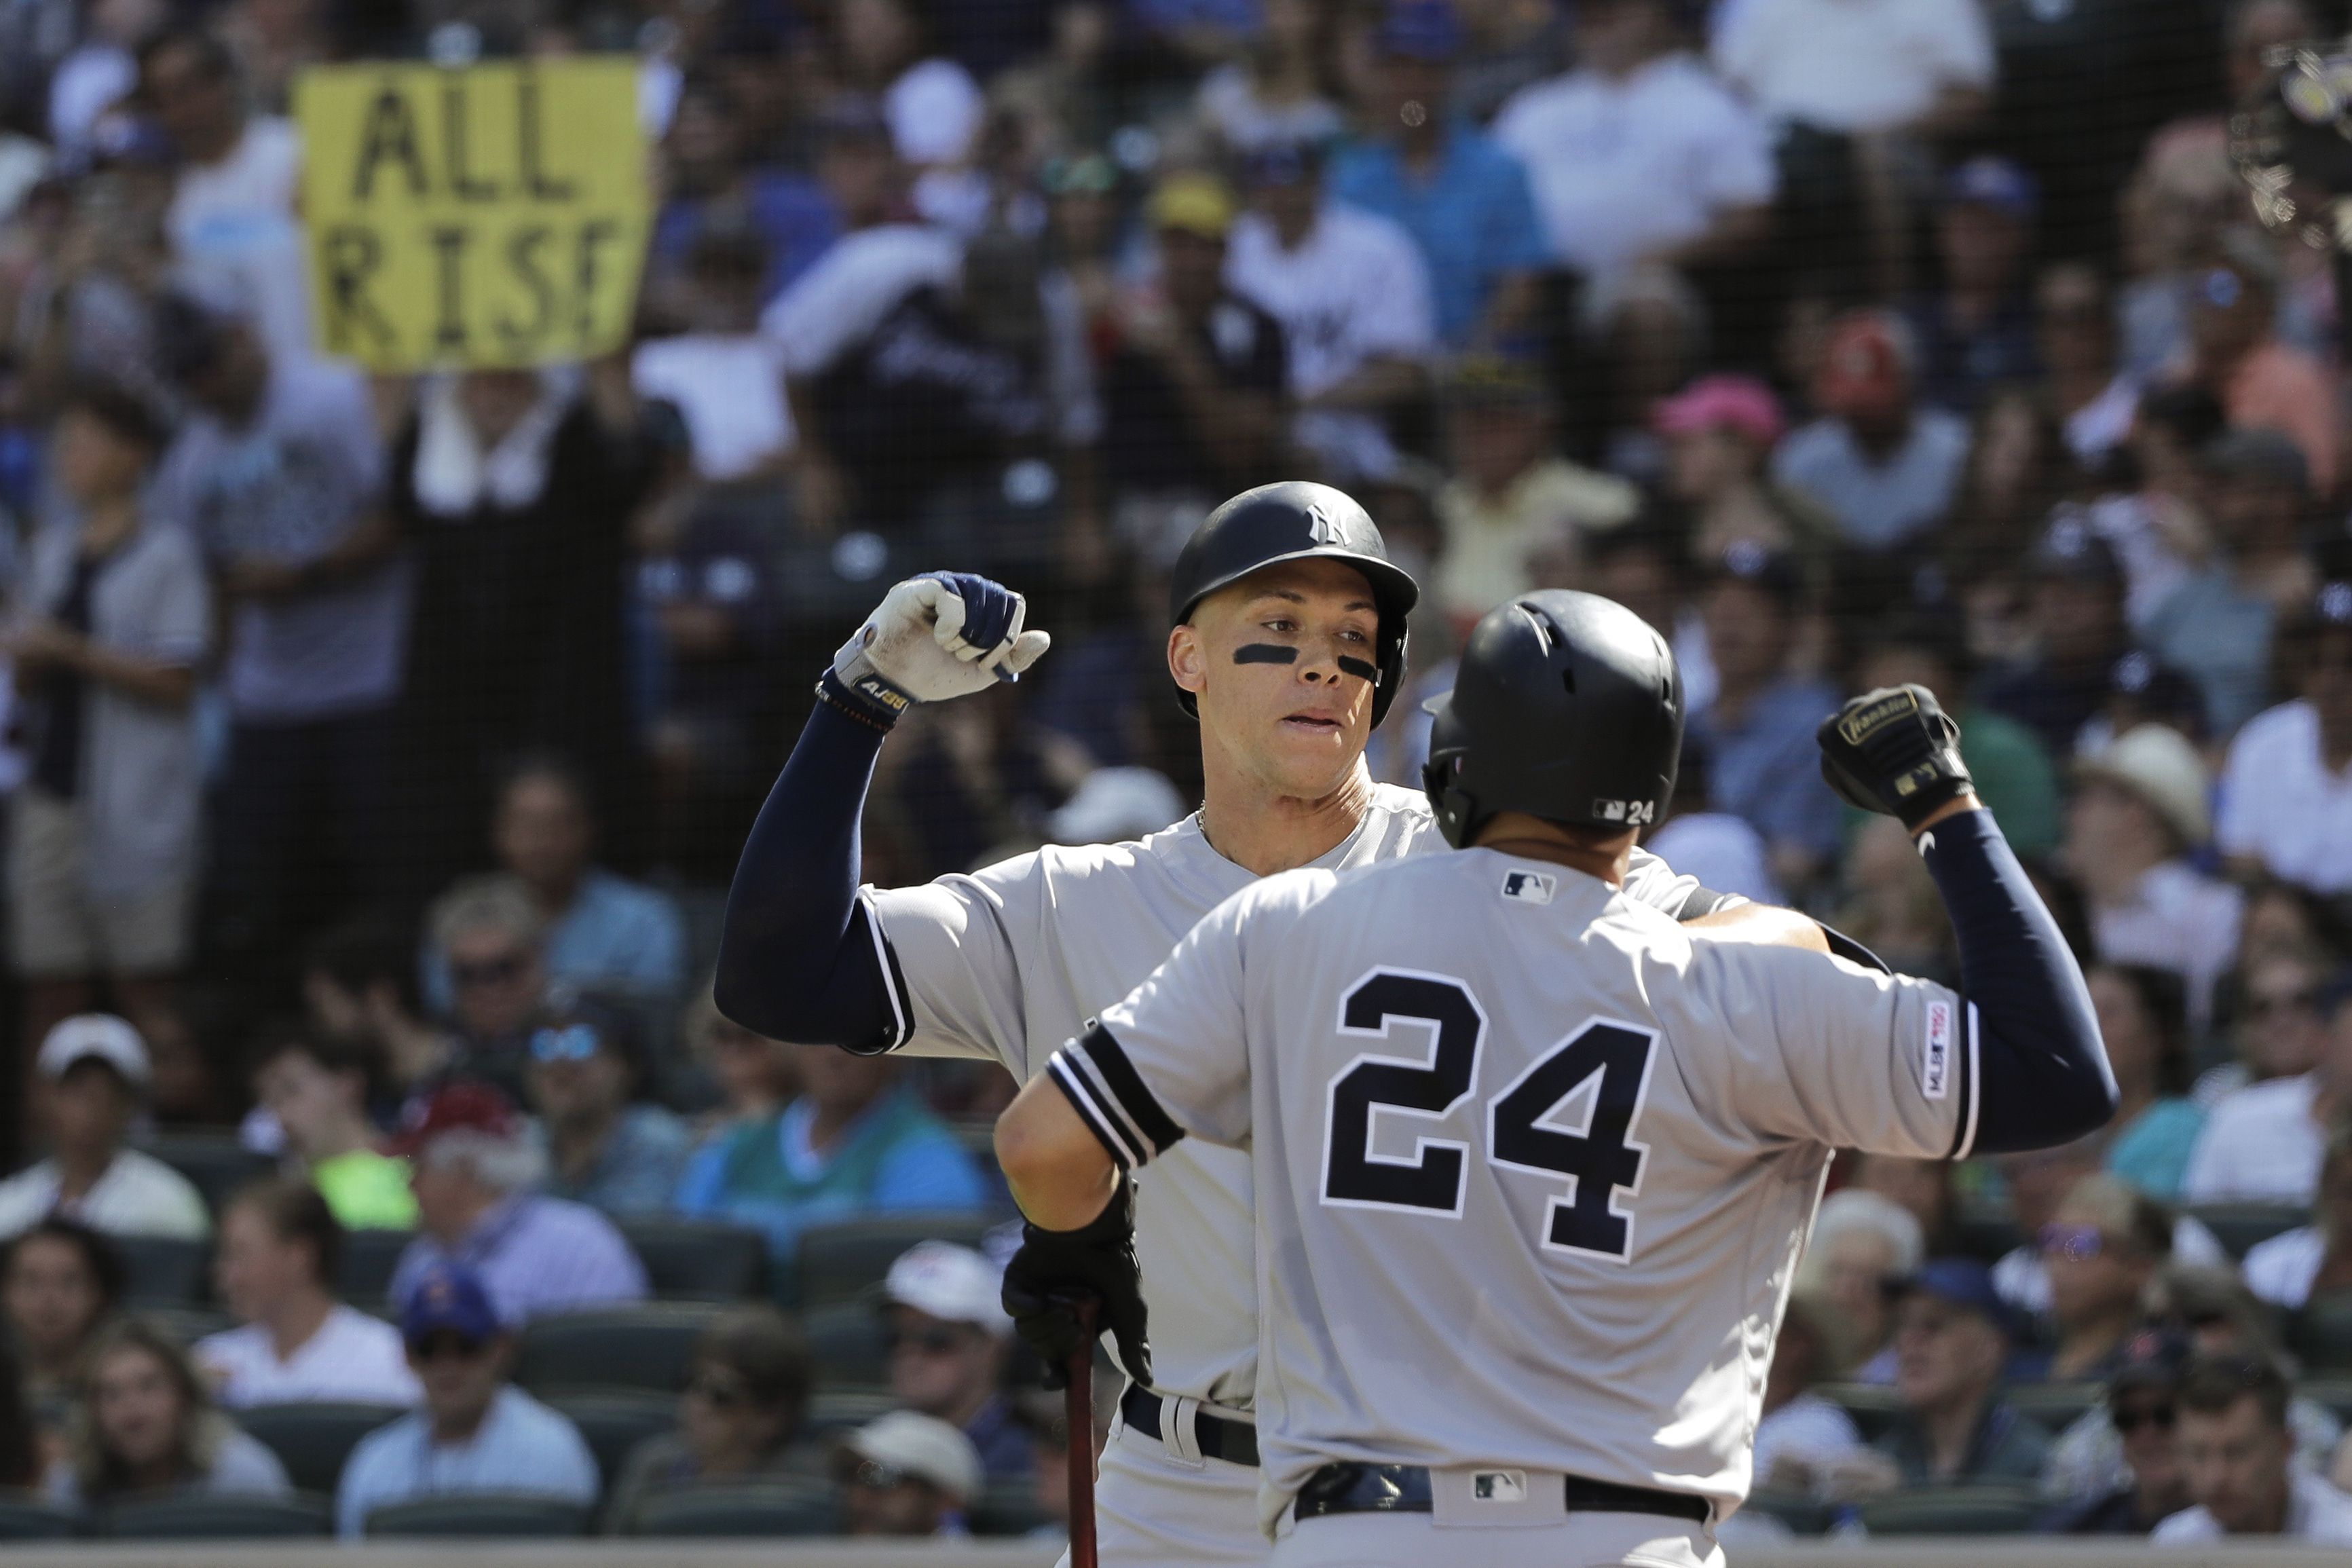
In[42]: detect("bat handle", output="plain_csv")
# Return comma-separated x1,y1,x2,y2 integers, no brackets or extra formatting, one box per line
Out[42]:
1066,1298,1100,1568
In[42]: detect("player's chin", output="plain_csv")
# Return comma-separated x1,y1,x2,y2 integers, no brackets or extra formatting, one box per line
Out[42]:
1260,717,1367,777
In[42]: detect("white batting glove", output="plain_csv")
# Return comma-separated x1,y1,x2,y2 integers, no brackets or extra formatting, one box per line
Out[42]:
832,572,1052,709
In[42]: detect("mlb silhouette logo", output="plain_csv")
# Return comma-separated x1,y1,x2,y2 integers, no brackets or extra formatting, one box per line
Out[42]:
1501,870,1556,905
1474,1471,1527,1503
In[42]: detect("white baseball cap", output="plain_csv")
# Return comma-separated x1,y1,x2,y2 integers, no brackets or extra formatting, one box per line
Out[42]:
1048,768,1188,847
837,1411,984,1505
882,1241,1011,1336
36,1015,149,1087
2074,723,2209,848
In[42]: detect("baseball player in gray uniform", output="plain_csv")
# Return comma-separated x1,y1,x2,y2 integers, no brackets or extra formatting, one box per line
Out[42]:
992,590,2118,1567
715,489,1811,1565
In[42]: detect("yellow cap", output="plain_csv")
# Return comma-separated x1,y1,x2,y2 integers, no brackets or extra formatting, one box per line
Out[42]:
1150,172,1237,240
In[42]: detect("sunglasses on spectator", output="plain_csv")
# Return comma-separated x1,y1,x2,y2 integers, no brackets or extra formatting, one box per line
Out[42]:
2040,1222,2107,1261
2112,1402,2176,1434
531,1024,602,1063
409,1332,491,1362
887,1325,969,1357
452,955,526,989
2246,989,2320,1021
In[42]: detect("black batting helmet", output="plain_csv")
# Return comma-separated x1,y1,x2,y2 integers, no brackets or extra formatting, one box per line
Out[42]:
1168,481,1419,726
1422,590,1683,848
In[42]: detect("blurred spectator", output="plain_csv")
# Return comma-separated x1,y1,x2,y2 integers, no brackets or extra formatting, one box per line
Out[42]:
837,0,986,228
1751,1292,1866,1495
1829,815,1954,982
46,0,155,162
1848,1151,1958,1254
0,1339,38,1491
1433,354,1637,627
1792,1188,1924,1383
1100,173,1288,509
386,1082,649,1326
1193,0,1342,154
673,1044,988,1285
1226,141,1434,482
2089,385,2223,633
1684,546,1841,889
1711,0,1990,138
2146,1267,2345,1466
606,1305,816,1526
1772,311,1971,551
835,1409,982,1537
635,223,797,485
2218,584,2352,893
147,295,400,981
1,1218,123,1409
2086,964,2203,1201
1328,1,1546,348
1493,0,1774,288
2042,1330,2194,1533
2243,1119,2352,1311
303,916,457,1099
2146,427,2313,734
2184,950,2340,1203
1979,522,2140,760
1905,159,2042,415
0,1016,205,1239
2170,231,2338,498
645,79,839,312
2059,724,2241,1028
1449,0,1568,123
883,1242,1028,1482
682,988,800,1145
525,998,689,1219
50,1316,290,1508
1990,1134,2102,1321
335,1261,598,1539
2039,263,2138,474
1643,745,1783,908
195,1178,418,1408
137,31,308,367
1844,1260,2048,1493
424,878,549,1103
1044,768,1187,848
1654,374,1831,574
249,1030,415,1229
2156,1354,2352,1543
6,384,208,1107
2035,1174,2171,1383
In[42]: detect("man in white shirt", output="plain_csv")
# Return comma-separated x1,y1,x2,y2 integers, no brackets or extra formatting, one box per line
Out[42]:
0,1015,207,1240
2184,954,2346,1205
1495,0,1774,286
1223,141,1435,481
198,1176,419,1408
2156,1355,2352,1544
2218,584,2352,894
1711,0,1992,136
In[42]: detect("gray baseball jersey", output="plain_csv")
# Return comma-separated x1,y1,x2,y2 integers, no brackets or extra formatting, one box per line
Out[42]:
1047,846,1977,1533
867,783,1706,1408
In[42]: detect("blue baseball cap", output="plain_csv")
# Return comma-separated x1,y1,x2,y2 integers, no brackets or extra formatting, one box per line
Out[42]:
1380,0,1462,61
1943,155,2037,220
1898,1257,2015,1338
399,1261,501,1347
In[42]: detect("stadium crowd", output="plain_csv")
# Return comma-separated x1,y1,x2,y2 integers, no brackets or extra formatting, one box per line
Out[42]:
0,0,2342,1544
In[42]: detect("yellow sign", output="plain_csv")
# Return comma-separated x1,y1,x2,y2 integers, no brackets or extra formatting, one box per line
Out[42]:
295,58,651,371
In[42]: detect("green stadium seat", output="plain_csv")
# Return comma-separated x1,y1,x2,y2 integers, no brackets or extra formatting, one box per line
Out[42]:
136,1132,275,1215
1859,1485,2040,1535
337,1228,414,1307
1817,1382,1903,1442
616,1218,766,1301
102,1494,332,1538
116,1237,210,1306
2291,1294,2352,1373
2005,1381,2102,1433
363,1494,591,1537
623,1482,840,1537
805,1389,896,1442
236,1402,406,1495
514,1302,724,1396
2180,1202,2307,1261
970,1478,1049,1537
1740,1490,1830,1535
804,1301,889,1389
793,1213,994,1309
544,1389,677,1491
0,1492,80,1539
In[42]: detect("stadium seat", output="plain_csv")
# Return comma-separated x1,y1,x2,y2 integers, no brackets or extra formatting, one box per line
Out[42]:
623,1482,840,1537
1740,1490,1829,1535
2005,1381,2102,1433
544,1389,677,1491
139,1305,232,1347
2179,1201,2307,1261
514,1302,725,1396
102,1494,333,1538
1859,1485,2040,1535
363,1494,591,1537
803,1301,890,1389
0,1493,80,1539
970,1478,1048,1537
805,1389,896,1442
1817,1382,1903,1442
337,1229,414,1307
136,1132,275,1216
793,1213,996,1309
236,1402,407,1495
116,1236,210,1305
616,1218,766,1301
2291,1294,2352,1373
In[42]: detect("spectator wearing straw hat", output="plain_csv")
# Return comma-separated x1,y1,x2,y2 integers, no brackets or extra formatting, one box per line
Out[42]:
0,1016,206,1241
2218,582,2352,894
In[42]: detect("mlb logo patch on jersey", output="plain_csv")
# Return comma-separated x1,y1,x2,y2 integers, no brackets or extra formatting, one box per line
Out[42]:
1500,870,1556,905
1473,1471,1528,1503
1922,1001,1954,1100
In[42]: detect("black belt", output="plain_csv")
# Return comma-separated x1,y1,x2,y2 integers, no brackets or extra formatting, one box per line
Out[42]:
1120,1385,1260,1468
1292,1462,1710,1525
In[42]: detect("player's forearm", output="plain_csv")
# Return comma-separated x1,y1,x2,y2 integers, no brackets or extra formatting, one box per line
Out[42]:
997,1075,1121,1231
1918,807,2117,1153
712,688,899,1049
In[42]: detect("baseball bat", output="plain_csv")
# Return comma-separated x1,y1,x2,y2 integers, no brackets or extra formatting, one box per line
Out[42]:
1066,1298,1100,1568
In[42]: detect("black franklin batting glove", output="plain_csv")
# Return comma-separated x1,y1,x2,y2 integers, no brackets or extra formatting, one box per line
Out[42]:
1816,684,1975,832
1001,1178,1151,1390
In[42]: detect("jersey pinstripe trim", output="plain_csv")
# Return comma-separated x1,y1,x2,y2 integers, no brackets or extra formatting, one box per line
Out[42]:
856,891,915,1052
1045,1023,1186,1171
1947,1000,1983,1161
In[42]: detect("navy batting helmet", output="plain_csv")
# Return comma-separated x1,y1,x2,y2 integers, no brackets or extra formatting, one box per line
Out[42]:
1422,590,1683,848
1167,481,1419,726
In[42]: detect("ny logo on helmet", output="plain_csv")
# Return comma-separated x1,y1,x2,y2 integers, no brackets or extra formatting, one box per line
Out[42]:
1304,501,1346,547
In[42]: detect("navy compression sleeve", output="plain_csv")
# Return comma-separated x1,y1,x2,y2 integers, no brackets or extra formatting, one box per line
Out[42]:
1918,809,2116,1154
711,681,903,1053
